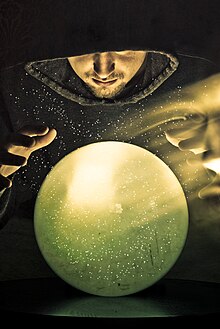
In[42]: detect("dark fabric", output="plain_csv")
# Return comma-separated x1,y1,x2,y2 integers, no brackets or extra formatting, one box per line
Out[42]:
0,53,217,226
25,52,177,105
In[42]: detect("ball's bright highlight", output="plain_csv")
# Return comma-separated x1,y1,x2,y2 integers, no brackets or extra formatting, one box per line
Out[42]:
34,141,188,296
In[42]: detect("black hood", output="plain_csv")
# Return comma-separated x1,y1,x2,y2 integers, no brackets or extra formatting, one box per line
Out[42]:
0,0,219,69
25,51,178,106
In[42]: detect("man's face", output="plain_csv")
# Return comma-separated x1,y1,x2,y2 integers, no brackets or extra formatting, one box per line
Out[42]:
68,50,147,99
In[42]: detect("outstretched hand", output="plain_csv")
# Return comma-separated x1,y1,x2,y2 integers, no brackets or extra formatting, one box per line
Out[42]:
0,125,57,191
165,114,220,199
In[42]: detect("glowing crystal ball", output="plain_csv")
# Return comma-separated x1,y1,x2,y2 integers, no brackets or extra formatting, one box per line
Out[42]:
34,141,188,297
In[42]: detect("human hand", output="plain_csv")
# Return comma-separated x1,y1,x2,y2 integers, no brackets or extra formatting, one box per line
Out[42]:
0,125,57,192
165,114,220,199
165,113,208,154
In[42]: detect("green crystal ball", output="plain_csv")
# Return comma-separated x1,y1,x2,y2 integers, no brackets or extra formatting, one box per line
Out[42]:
34,141,188,296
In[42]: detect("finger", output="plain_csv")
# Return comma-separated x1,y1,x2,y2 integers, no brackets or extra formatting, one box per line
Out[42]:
165,130,205,151
164,131,182,147
18,125,49,137
204,118,220,154
186,113,207,123
198,177,220,199
32,128,57,151
186,153,203,166
0,151,27,166
0,174,12,190
165,124,206,139
5,133,36,149
165,113,207,139
165,124,205,148
166,113,205,126
178,135,207,153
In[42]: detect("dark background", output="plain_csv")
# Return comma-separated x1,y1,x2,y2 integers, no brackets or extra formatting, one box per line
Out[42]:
0,1,220,318
0,0,220,68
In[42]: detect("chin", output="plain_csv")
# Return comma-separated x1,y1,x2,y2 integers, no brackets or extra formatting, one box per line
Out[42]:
94,87,125,99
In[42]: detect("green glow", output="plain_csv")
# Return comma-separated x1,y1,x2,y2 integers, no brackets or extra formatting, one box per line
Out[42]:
34,141,188,297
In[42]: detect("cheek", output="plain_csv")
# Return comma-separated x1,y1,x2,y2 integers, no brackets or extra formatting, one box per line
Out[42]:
126,56,146,79
120,60,142,80
71,59,93,80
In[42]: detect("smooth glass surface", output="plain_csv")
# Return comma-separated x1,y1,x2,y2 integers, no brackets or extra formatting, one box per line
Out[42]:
34,141,188,296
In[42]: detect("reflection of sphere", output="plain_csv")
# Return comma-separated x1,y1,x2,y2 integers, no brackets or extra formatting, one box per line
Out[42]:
34,141,188,297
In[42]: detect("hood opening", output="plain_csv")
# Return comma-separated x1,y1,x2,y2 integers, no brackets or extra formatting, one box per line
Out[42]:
25,50,179,106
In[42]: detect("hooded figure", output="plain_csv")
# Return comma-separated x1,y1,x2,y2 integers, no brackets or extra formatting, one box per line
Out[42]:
0,1,219,285
0,50,216,219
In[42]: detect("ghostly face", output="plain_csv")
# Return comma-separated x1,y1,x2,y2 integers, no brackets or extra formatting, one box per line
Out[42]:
68,50,147,99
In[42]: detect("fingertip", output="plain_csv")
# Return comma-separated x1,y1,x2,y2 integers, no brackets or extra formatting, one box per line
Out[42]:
21,157,28,167
7,179,12,188
49,128,57,139
178,144,185,151
51,128,57,135
186,157,200,167
186,113,207,123
198,188,220,200
164,131,170,138
21,161,27,167
29,138,36,148
39,125,50,135
178,141,191,152
178,140,187,151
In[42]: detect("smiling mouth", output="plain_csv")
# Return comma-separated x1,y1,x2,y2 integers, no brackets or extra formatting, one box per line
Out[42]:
92,78,117,86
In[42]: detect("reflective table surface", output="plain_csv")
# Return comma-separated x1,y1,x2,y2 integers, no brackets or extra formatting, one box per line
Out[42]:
0,278,219,324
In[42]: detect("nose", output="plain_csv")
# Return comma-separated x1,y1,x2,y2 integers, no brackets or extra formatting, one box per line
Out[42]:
93,52,115,79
